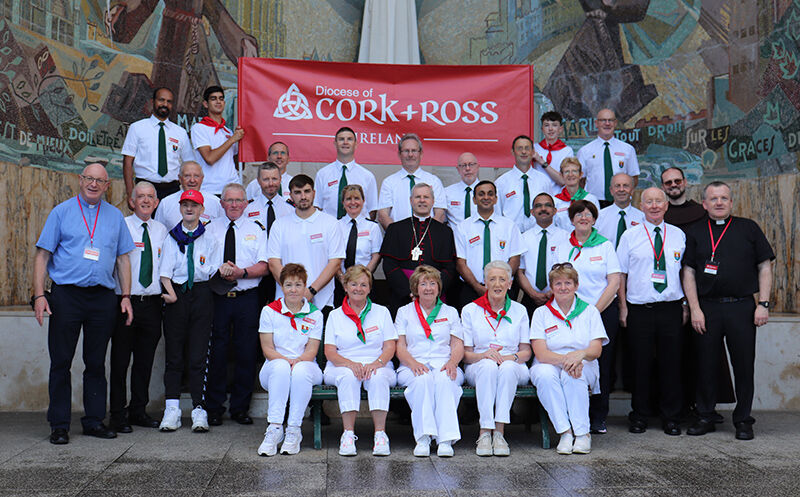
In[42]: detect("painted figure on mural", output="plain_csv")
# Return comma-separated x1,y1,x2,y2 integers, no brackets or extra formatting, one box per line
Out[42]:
543,0,658,122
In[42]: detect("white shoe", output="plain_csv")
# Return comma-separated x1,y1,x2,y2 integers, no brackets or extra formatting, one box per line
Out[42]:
572,434,591,454
159,406,181,431
437,441,454,458
557,432,574,454
338,430,357,456
191,407,209,432
492,432,510,456
475,432,493,457
372,431,391,456
413,435,431,457
281,426,302,455
258,424,284,456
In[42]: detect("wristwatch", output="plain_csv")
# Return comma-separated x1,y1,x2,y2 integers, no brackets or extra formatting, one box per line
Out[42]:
242,268,249,279
758,301,770,309
308,286,317,296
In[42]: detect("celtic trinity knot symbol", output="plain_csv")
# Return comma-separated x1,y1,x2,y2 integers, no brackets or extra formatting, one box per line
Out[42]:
274,83,313,120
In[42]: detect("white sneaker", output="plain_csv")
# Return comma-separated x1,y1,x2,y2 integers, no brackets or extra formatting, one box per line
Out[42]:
372,431,391,456
413,435,431,457
572,434,591,454
159,406,181,431
281,426,302,455
258,424,284,456
492,431,510,457
475,432,493,456
437,441,454,458
338,430,357,456
557,432,574,454
190,407,209,432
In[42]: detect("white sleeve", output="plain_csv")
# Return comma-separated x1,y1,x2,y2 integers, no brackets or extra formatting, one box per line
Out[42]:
382,308,399,341
159,239,176,279
179,129,194,162
461,307,474,347
327,220,346,259
365,173,379,214
432,177,447,209
529,307,546,340
508,224,525,257
191,123,211,149
395,306,409,336
267,222,283,259
604,241,621,275
370,223,383,254
121,123,138,157
309,310,324,341
256,229,269,263
258,306,274,334
453,222,467,259
616,231,631,274
627,145,641,176
378,176,393,210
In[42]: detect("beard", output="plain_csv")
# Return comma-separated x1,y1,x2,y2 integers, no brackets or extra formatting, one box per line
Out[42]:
154,105,171,119
665,187,684,200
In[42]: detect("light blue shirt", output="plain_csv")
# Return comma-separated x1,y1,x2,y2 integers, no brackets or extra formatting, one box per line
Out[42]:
36,195,135,289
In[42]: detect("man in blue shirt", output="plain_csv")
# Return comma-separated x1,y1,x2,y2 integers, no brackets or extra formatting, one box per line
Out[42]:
33,163,135,444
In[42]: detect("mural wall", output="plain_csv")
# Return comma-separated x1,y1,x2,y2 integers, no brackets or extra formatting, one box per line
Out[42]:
1,0,799,187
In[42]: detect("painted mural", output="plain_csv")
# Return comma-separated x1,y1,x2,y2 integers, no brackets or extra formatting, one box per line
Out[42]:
1,0,798,186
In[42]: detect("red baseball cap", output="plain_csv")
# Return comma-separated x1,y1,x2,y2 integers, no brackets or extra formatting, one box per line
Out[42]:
179,189,204,205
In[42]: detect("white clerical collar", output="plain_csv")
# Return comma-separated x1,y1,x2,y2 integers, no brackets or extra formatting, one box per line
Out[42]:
413,214,431,222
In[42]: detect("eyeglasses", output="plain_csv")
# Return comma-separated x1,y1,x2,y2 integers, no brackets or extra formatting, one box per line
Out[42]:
573,211,595,219
222,198,247,204
662,178,683,186
457,162,478,168
80,175,109,185
551,262,574,270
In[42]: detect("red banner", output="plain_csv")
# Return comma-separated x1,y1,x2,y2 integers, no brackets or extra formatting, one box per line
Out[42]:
238,58,534,167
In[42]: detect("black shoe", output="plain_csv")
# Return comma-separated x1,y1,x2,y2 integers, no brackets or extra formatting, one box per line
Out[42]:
687,419,716,436
590,420,607,434
83,423,117,439
663,421,681,436
129,413,160,429
231,412,253,425
710,411,725,424
208,413,223,426
50,428,69,445
735,422,754,440
629,420,647,434
110,419,133,434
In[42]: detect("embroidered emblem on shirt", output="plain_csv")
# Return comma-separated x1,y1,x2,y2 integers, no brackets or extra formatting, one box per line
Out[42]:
673,250,681,261
199,255,206,265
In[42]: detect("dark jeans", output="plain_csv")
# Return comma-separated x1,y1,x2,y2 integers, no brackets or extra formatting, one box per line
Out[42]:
590,299,620,425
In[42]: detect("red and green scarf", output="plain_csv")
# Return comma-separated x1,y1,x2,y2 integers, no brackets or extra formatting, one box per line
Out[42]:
267,298,318,330
568,228,607,261
544,296,589,328
473,293,512,324
343,296,373,343
555,186,589,202
414,298,443,341
538,139,567,166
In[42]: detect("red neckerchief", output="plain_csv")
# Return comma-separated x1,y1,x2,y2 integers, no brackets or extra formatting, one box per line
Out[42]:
473,292,512,323
199,116,227,134
544,296,589,329
539,139,566,165
267,298,317,330
555,187,573,202
342,296,371,343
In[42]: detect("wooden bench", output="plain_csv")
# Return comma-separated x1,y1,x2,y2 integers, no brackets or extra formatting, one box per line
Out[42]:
309,384,551,450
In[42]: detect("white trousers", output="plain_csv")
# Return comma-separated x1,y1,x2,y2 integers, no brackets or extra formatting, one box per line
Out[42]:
323,364,397,412
464,359,529,430
530,362,595,436
396,360,464,443
259,359,322,426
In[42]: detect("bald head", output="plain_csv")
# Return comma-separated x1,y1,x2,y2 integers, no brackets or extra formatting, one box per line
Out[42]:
610,173,634,207
640,187,668,224
456,152,479,184
596,108,617,141
79,163,109,204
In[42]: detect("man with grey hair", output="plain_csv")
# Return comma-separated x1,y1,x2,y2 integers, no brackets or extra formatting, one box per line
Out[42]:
155,161,223,228
377,133,447,229
444,152,482,226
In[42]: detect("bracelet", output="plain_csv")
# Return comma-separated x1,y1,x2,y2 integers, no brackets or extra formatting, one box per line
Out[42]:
513,353,519,363
121,294,131,299
308,286,317,295
33,294,46,301
377,357,384,365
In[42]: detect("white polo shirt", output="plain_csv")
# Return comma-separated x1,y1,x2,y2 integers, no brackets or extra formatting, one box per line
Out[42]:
533,142,574,194
396,301,463,363
159,226,221,284
267,209,345,307
115,215,168,296
337,214,383,273
617,220,685,304
461,299,529,355
314,160,378,217
454,213,524,285
444,179,480,226
553,192,601,231
154,189,223,229
243,192,294,229
259,299,323,359
378,167,446,222
555,236,620,305
190,120,239,194
246,173,291,201
495,165,551,232
121,115,193,183
205,216,268,291
576,137,640,201
324,302,398,363
519,223,569,293
595,204,645,248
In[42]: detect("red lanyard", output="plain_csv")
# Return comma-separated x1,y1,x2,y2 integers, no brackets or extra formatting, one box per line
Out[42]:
76,196,100,246
643,224,665,265
483,310,500,337
707,218,732,261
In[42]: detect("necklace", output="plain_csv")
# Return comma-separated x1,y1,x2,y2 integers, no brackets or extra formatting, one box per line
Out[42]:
411,217,431,261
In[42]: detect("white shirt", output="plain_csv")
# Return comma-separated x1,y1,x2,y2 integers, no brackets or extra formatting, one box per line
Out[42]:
555,237,620,306
267,209,345,307
576,137,640,201
205,216,268,291
154,189,224,229
533,142,574,193
396,301,463,363
454,213,524,284
553,192,601,231
190,120,239,194
314,160,378,217
617,220,686,304
337,214,383,273
595,204,646,248
519,223,569,293
115,215,168,296
530,299,608,393
246,173,291,201
444,179,480,226
461,299,529,355
324,302,398,363
259,299,323,359
378,167,446,222
243,192,294,229
121,115,193,183
159,226,222,284
495,165,551,232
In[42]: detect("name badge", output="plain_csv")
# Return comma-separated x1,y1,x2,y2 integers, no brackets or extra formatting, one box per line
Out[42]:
505,191,516,198
489,343,503,351
433,317,448,323
469,235,481,244
244,234,257,241
545,325,558,335
248,211,260,217
358,231,370,237
200,213,210,220
557,207,568,213
310,233,323,243
365,325,379,334
704,260,719,275
328,179,338,187
134,242,145,248
590,256,603,263
302,316,316,325
650,270,666,283
83,246,100,261
450,201,460,206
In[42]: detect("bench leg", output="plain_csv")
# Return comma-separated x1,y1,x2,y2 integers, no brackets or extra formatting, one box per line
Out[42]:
312,400,322,450
537,401,551,449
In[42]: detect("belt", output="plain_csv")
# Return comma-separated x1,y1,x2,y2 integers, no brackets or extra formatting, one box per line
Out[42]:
701,296,750,303
224,288,257,298
126,294,161,302
627,299,682,309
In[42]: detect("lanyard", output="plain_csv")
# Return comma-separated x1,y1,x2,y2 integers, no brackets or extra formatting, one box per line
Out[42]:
643,224,665,265
483,309,501,337
76,196,100,246
707,218,732,261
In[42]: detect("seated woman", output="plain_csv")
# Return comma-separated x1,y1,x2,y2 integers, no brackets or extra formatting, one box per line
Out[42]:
395,265,465,458
323,265,398,457
530,263,608,455
553,157,600,231
257,263,324,456
462,261,532,457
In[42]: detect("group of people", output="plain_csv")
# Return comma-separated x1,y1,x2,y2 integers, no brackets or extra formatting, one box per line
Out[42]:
33,86,774,459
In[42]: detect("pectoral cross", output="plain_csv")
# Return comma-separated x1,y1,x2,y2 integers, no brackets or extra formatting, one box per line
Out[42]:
411,246,422,261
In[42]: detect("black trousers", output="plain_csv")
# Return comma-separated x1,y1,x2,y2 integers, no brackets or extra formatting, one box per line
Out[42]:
206,289,261,416
47,284,117,430
163,282,213,407
695,298,757,425
109,295,163,419
258,274,277,307
590,299,620,424
627,300,683,423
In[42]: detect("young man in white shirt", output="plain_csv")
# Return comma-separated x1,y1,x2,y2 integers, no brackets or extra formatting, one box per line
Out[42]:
155,161,223,229
532,111,569,193
495,135,551,232
246,142,292,200
595,173,645,248
190,86,244,195
444,152,481,226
